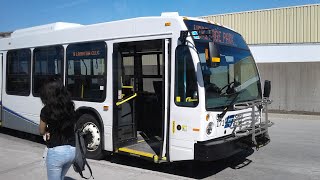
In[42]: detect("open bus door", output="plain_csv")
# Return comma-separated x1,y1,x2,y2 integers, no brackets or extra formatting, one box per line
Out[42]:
113,39,169,162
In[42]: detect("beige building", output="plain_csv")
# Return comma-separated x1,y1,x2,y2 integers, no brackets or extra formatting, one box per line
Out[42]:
202,4,320,113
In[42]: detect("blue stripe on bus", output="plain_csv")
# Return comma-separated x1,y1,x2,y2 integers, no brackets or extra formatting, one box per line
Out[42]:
3,106,38,126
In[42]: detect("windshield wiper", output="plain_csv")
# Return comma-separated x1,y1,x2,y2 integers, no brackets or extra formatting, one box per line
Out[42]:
217,89,243,121
206,106,226,111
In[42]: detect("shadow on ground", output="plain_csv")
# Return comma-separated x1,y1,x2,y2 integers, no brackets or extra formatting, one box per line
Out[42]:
0,127,254,179
64,177,76,180
107,148,254,179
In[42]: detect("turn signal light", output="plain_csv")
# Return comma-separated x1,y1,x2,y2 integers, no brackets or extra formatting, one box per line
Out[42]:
165,22,171,26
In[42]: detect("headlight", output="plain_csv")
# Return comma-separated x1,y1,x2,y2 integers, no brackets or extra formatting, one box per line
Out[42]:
206,122,214,135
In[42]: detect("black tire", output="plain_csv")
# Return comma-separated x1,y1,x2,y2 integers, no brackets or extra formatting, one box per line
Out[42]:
76,114,105,160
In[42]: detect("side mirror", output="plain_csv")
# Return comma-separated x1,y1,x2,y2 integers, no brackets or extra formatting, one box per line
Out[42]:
206,42,220,68
263,80,271,98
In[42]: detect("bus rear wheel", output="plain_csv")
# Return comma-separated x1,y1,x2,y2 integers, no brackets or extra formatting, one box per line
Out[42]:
76,114,105,160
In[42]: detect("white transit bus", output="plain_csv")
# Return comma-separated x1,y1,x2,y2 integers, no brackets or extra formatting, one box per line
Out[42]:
0,12,273,162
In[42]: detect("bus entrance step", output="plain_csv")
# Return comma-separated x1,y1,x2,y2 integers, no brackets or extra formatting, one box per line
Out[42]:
118,147,159,162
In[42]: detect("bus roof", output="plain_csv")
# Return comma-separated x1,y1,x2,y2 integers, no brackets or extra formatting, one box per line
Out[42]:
0,12,232,50
11,22,83,38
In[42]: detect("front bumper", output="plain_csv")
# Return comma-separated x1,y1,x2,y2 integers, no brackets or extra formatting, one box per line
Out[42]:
194,132,270,161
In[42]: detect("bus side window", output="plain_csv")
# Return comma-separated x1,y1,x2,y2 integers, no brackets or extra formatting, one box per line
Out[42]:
33,46,64,96
66,42,107,102
6,49,31,96
174,45,199,107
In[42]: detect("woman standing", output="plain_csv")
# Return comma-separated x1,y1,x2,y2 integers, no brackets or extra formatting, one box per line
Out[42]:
39,80,76,180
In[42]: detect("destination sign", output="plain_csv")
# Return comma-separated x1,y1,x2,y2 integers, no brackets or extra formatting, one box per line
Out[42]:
184,20,248,49
73,50,100,57
193,24,235,46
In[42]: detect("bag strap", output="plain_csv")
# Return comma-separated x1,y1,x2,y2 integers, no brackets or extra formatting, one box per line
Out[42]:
85,160,94,179
77,152,94,179
77,129,94,179
78,164,94,180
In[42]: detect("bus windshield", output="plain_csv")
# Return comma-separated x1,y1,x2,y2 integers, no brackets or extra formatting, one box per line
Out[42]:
197,42,261,109
184,20,262,110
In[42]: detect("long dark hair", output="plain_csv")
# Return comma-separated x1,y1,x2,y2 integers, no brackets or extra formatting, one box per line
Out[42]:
40,80,75,134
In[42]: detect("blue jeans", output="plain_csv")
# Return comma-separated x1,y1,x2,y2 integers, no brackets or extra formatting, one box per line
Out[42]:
46,145,76,180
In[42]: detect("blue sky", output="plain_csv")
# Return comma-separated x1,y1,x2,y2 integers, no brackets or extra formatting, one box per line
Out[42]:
1,0,319,32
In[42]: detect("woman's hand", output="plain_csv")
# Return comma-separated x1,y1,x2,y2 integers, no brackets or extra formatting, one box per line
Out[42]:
43,132,50,141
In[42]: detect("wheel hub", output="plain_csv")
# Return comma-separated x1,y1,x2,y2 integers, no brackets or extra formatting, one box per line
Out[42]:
82,122,101,151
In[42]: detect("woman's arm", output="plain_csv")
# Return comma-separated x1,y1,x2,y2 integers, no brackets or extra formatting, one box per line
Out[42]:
39,119,47,135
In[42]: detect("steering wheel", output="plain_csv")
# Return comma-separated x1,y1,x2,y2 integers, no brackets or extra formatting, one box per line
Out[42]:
205,83,221,94
220,81,236,95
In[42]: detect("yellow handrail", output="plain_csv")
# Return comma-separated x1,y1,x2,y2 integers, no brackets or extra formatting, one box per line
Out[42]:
81,84,84,98
122,86,134,89
116,93,137,106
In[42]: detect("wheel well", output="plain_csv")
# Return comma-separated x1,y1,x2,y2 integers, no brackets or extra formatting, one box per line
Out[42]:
76,107,104,149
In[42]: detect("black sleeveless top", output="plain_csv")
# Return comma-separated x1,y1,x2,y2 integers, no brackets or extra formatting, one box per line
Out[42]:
40,106,75,148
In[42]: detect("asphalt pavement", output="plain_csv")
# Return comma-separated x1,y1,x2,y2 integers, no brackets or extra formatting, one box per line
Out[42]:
0,113,319,180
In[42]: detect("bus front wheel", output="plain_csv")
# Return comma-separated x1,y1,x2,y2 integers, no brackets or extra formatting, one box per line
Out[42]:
76,114,105,160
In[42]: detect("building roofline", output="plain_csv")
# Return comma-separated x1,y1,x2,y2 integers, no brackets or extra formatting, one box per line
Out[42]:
200,3,320,18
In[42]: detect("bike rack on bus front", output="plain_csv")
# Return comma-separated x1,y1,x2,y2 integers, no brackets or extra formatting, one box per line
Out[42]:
232,98,274,148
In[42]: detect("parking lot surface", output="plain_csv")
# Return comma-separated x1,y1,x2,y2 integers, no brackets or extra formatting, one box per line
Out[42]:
0,113,319,180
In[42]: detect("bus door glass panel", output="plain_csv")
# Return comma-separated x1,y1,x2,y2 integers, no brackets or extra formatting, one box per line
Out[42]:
113,44,137,144
174,46,198,107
